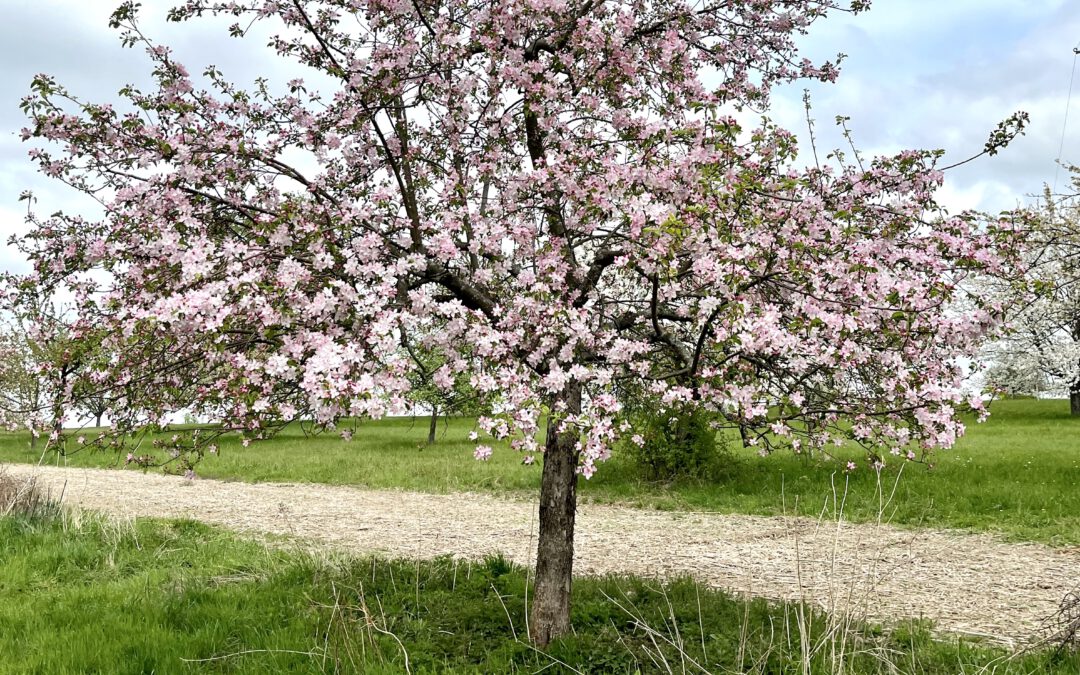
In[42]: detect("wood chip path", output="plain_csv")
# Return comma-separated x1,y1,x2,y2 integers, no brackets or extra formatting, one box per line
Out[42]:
4,463,1077,646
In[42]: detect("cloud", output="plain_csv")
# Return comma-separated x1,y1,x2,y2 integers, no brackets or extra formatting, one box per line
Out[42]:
771,0,1080,213
0,0,316,269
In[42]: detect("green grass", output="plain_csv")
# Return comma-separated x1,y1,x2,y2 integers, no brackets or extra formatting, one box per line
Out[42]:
1,509,1076,674
2,399,1079,545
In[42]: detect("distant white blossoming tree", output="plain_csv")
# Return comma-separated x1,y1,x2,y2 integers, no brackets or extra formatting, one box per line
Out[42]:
983,177,1080,414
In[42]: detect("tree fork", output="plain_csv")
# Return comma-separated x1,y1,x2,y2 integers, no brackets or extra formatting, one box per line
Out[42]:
530,381,581,647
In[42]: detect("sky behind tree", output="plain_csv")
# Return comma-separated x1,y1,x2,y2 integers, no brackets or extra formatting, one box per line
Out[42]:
1,0,1079,274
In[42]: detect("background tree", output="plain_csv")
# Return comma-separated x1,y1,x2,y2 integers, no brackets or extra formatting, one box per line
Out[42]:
402,333,492,445
15,0,1024,645
70,334,114,428
980,176,1080,413
79,390,111,429
0,292,74,453
0,327,51,452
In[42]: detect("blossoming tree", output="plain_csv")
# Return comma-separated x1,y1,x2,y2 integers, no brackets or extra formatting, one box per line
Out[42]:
15,0,1023,644
982,179,1080,413
0,293,70,450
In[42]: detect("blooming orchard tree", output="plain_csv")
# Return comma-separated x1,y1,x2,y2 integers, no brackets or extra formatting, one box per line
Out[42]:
402,337,492,445
15,0,1024,644
0,291,74,451
397,322,495,444
982,180,1080,414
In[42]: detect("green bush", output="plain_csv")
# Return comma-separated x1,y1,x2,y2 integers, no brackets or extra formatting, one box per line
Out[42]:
622,407,729,480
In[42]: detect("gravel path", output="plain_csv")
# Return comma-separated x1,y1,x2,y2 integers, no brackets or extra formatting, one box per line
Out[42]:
4,463,1077,646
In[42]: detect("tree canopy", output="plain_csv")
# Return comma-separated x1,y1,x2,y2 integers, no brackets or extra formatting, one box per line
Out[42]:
982,173,1080,413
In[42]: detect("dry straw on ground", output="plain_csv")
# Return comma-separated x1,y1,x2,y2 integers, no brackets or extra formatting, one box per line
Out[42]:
3,463,1077,646
1038,584,1080,654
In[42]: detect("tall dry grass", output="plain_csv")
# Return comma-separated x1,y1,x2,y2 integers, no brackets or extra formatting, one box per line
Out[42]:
0,469,58,518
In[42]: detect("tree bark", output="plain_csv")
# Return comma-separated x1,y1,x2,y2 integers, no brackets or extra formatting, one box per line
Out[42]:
95,413,103,429
1073,317,1080,416
427,405,438,445
530,383,581,647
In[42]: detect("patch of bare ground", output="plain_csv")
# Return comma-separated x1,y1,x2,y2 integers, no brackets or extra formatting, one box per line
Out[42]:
3,463,1075,647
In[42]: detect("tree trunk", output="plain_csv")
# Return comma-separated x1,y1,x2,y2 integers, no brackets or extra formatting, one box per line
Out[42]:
427,405,438,445
1073,318,1080,416
95,413,103,429
530,383,581,647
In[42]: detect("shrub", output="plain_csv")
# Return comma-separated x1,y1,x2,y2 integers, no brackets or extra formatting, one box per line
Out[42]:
621,407,729,480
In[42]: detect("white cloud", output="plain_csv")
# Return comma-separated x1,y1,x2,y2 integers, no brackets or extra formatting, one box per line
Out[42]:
935,180,1020,215
768,0,1080,215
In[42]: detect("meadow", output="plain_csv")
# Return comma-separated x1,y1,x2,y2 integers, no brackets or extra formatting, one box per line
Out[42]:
1,399,1077,545
2,502,1077,674
2,400,1079,672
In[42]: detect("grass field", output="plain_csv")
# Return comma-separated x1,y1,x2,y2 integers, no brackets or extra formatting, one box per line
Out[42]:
2,506,1076,674
2,399,1078,545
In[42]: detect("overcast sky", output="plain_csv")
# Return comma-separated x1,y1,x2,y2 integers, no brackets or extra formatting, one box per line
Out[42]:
2,0,1079,275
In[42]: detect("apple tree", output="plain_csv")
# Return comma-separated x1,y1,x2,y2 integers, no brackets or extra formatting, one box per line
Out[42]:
15,0,1023,644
